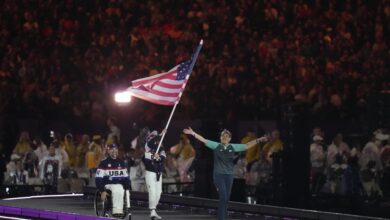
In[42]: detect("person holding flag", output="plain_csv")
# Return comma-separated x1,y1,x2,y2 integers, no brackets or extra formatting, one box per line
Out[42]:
143,129,167,220
183,127,268,220
119,40,203,219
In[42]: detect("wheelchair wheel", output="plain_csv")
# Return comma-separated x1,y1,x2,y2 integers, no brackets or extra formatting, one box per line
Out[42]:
94,190,110,217
94,189,130,219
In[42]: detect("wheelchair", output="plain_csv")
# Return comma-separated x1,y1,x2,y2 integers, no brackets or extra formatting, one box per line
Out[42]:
94,189,131,219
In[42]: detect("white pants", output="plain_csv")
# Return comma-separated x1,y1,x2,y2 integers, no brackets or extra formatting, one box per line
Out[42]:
145,171,162,209
105,184,130,214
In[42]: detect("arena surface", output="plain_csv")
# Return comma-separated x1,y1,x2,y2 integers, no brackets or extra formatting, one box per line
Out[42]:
0,193,388,220
0,195,259,220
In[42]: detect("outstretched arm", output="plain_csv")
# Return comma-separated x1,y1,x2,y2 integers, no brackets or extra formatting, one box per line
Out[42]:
245,136,268,150
183,127,207,144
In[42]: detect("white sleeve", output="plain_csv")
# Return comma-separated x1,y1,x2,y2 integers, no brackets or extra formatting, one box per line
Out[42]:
144,152,152,159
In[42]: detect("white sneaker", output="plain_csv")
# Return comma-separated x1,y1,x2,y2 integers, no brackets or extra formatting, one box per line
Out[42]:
150,209,162,219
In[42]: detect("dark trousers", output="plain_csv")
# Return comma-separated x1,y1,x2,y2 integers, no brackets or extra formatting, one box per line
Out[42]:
213,174,233,220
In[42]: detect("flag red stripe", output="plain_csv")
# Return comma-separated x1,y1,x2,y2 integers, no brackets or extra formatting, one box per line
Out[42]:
134,95,176,105
147,88,182,98
154,80,186,89
137,84,182,98
132,68,177,87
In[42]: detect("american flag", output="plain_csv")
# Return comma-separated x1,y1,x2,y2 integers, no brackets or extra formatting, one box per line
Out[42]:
127,43,202,106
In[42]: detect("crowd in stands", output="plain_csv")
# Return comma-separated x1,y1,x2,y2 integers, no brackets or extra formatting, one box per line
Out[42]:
309,128,390,198
0,0,389,125
3,120,390,205
2,118,197,195
238,127,390,204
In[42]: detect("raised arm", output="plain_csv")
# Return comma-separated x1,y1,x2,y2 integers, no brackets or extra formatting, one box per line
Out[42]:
183,127,207,144
245,135,268,150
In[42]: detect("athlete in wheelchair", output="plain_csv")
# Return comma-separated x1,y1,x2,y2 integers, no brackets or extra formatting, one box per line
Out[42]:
95,143,131,219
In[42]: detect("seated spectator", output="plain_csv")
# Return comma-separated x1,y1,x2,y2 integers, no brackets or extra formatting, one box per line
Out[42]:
128,148,146,192
33,137,48,163
23,146,39,178
170,134,195,182
245,154,272,204
5,154,21,181
86,135,104,183
326,133,350,167
344,152,364,196
310,135,326,194
12,131,32,159
233,153,247,181
106,117,121,145
8,159,29,185
360,160,383,197
323,154,348,194
360,134,383,173
63,133,77,168
262,130,283,163
58,162,85,193
39,144,62,194
163,153,178,193
241,130,260,172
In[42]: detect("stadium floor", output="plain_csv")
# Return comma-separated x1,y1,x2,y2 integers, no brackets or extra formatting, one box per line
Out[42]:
0,195,262,220
1,193,389,220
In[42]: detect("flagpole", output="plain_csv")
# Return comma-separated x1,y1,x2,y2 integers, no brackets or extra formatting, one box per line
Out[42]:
156,40,203,153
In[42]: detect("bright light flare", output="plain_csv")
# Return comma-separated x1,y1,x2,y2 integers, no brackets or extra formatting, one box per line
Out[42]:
114,91,132,103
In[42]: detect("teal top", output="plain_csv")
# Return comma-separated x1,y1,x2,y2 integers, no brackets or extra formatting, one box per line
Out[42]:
206,140,246,175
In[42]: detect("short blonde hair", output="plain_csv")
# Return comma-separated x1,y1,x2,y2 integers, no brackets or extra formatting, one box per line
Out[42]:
220,129,232,137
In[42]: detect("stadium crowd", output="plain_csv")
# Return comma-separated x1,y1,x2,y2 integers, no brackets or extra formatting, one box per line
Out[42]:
2,125,390,203
0,0,389,123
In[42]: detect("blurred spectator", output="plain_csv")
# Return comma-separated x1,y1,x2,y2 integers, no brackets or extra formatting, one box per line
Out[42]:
360,134,383,172
58,162,84,193
106,117,120,145
163,153,178,193
33,136,48,162
129,148,146,192
75,134,90,169
310,135,326,194
360,160,383,197
326,133,350,166
344,152,364,196
86,135,104,182
241,130,260,171
248,156,273,204
63,133,77,167
5,154,20,180
12,131,32,158
324,154,348,194
23,145,38,177
170,134,195,182
8,159,28,185
262,130,283,163
39,144,62,194
0,0,388,123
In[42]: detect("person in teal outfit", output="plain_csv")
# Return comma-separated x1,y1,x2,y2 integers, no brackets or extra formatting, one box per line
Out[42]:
183,127,268,220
